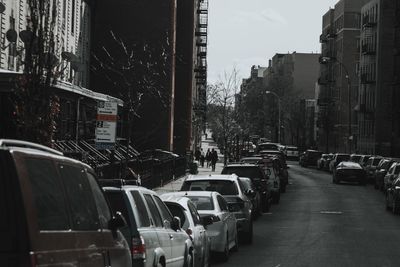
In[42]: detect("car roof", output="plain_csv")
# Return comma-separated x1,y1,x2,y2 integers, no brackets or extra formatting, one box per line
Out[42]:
103,185,156,195
164,191,216,198
338,161,362,168
186,174,238,181
224,163,262,168
160,194,191,207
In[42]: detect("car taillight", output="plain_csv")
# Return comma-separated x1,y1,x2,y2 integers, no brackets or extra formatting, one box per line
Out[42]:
132,236,146,260
30,252,37,267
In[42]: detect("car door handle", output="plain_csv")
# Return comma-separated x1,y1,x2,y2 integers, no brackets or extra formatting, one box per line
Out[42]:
169,234,174,240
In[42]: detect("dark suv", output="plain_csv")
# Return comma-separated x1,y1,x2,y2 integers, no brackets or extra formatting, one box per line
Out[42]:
221,163,272,212
0,139,131,267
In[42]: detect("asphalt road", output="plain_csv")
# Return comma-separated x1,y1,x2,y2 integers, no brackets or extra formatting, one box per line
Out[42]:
216,161,400,267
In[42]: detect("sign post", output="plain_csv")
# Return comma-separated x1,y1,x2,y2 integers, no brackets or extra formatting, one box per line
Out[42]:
95,101,118,150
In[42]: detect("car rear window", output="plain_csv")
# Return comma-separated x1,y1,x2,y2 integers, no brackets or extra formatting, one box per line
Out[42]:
222,167,263,179
372,158,382,165
185,196,214,210
182,180,238,195
337,155,350,161
165,203,188,230
131,191,151,227
105,191,131,227
26,158,70,230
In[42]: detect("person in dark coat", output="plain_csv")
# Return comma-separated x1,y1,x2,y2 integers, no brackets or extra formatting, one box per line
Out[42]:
200,149,205,167
211,148,218,171
206,148,211,168
195,148,201,161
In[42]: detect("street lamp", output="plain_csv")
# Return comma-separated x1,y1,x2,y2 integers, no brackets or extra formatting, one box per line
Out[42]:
265,90,281,144
320,56,352,153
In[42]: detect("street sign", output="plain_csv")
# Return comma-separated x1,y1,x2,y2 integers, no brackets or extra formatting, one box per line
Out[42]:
95,101,118,150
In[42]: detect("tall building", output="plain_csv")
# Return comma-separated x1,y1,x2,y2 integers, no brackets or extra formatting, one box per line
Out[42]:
265,52,320,145
317,0,369,153
174,0,208,155
90,0,177,152
357,0,397,155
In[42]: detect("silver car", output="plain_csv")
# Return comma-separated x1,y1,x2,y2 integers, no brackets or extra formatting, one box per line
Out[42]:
174,191,238,262
181,174,253,244
161,193,212,267
102,182,193,267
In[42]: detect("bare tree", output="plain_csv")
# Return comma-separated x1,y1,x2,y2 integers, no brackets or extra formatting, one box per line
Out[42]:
207,67,240,164
13,0,60,146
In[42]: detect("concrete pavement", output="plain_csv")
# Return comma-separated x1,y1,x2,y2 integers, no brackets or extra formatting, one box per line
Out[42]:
154,132,224,194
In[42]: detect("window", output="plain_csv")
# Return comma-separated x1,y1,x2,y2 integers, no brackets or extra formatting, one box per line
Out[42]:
217,195,228,211
165,203,188,230
144,194,163,227
87,173,111,228
153,196,173,224
59,164,99,230
182,180,239,195
105,191,130,228
186,196,214,210
26,158,70,230
188,203,201,225
71,0,75,34
131,191,151,227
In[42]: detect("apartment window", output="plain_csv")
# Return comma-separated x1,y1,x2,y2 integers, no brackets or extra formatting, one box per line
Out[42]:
71,0,75,35
8,15,16,70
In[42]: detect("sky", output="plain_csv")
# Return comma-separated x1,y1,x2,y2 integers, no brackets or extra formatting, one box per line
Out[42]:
207,0,339,83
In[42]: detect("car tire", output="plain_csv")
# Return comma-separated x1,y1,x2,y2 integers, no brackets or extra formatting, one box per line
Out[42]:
219,235,229,262
243,222,253,244
262,197,271,212
272,192,280,204
393,199,400,215
232,231,239,251
184,250,194,267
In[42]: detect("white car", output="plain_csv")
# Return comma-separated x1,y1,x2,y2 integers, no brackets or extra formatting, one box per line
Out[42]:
161,193,212,267
174,191,238,262
285,146,299,159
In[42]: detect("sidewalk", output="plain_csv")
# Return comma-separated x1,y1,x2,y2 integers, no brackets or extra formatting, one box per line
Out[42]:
154,132,224,194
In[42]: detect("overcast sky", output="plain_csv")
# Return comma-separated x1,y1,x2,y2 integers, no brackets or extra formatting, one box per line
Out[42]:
207,0,339,83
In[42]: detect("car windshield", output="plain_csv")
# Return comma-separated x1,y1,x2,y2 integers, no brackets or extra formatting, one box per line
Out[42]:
258,143,278,150
222,167,263,180
373,158,382,166
337,155,350,161
185,196,214,211
182,180,238,195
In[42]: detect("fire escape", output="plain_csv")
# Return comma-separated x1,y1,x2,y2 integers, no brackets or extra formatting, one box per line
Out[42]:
194,0,208,120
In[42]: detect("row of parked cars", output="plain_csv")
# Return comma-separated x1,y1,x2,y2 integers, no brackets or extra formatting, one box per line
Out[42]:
1,139,290,267
299,149,400,215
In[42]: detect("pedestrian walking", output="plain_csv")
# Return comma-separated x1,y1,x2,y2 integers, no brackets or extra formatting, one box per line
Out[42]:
206,148,211,168
195,148,201,161
211,148,218,172
200,149,205,167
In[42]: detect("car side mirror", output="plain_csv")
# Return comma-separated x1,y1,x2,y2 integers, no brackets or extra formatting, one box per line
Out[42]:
245,189,256,197
171,216,181,231
201,215,214,227
109,211,127,231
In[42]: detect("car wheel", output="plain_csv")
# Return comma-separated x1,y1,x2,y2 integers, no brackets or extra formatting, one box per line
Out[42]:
243,222,253,244
184,250,194,267
386,193,391,211
232,231,239,252
393,199,400,214
272,191,280,204
280,184,286,193
219,234,229,262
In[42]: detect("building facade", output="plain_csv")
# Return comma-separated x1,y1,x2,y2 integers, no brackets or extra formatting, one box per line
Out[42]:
357,0,396,156
317,0,369,153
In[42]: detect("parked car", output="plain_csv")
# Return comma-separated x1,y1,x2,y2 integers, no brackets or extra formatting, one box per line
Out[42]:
299,149,323,167
172,191,238,261
256,142,280,152
0,139,131,267
239,177,262,219
373,158,400,191
358,154,371,168
349,154,362,163
221,163,274,212
332,161,367,185
259,149,287,168
383,162,400,191
329,153,350,172
161,193,212,267
102,181,193,267
180,174,254,244
285,146,299,160
365,156,383,182
385,176,400,214
317,154,333,170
